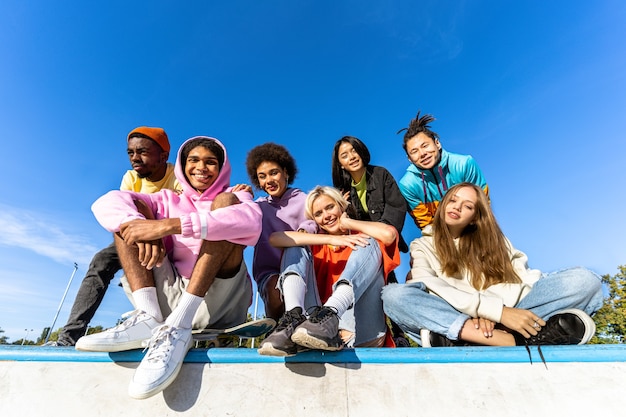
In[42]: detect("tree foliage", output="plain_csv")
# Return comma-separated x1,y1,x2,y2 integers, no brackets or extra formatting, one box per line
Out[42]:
42,325,104,344
0,327,9,345
590,265,626,344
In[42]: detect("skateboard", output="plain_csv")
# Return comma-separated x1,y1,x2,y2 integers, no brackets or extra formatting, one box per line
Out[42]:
192,318,276,341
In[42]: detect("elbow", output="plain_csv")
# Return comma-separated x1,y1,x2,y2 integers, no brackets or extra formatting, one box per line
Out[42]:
268,232,283,248
381,225,397,246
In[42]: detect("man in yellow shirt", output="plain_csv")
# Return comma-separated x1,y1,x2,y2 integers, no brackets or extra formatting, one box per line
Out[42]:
47,126,181,346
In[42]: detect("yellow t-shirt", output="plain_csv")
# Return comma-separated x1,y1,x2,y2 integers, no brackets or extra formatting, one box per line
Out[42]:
352,175,368,213
119,163,181,193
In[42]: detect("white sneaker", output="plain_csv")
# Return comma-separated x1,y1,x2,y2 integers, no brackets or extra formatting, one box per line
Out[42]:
75,310,161,352
128,325,193,399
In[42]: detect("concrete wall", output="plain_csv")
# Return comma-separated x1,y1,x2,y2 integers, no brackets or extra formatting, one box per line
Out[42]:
1,345,625,417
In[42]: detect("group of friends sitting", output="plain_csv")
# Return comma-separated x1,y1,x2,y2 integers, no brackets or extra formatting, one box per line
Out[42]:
46,111,604,399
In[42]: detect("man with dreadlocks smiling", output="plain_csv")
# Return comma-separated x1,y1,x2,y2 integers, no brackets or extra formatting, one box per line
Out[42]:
397,110,489,230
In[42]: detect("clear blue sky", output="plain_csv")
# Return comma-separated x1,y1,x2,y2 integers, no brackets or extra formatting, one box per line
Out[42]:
1,1,625,343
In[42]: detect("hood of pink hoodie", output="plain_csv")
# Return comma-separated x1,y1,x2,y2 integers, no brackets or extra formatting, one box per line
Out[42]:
93,135,261,280
174,136,231,201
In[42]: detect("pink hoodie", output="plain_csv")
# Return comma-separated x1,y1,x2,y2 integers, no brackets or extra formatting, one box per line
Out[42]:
92,136,262,279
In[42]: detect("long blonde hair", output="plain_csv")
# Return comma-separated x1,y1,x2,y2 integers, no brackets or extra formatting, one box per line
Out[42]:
432,183,520,290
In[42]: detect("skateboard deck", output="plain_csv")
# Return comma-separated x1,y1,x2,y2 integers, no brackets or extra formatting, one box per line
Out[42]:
192,318,276,341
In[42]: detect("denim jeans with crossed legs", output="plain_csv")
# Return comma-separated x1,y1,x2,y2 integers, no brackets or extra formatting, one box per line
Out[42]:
278,237,387,346
382,266,604,345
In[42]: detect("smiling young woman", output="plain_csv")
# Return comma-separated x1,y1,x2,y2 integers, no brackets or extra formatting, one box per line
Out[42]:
245,143,317,321
258,186,401,357
382,182,603,351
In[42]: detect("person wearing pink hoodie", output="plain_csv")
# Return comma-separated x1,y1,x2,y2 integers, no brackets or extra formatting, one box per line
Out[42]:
76,136,262,400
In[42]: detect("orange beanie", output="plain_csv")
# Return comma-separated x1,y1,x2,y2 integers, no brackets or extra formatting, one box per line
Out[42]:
127,126,170,152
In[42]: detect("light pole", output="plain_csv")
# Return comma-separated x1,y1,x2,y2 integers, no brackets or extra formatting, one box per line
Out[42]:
44,262,78,344
21,328,33,346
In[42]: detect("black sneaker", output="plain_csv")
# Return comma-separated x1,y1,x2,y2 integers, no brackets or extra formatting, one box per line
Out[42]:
514,309,596,346
257,307,306,357
291,306,343,351
514,309,596,367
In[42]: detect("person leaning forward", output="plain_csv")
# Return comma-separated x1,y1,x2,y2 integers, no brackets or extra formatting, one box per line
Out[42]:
47,126,180,347
76,136,262,399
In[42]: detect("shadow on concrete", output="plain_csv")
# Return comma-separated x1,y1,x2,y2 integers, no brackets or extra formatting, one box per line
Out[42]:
284,348,362,377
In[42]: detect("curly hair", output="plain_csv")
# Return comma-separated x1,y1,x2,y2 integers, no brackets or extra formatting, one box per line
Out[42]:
245,142,298,189
397,110,439,153
331,136,371,193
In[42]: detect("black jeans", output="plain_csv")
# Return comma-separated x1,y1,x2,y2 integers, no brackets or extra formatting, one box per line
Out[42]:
57,242,121,345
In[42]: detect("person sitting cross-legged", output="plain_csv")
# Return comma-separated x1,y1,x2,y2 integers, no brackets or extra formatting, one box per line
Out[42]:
382,182,603,354
76,136,262,399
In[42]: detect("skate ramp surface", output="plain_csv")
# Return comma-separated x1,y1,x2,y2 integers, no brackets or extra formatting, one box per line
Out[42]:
1,344,625,416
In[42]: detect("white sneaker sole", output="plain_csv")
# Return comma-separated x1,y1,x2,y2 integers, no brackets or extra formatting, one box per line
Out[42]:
257,342,296,357
128,337,193,400
290,328,343,351
75,338,146,352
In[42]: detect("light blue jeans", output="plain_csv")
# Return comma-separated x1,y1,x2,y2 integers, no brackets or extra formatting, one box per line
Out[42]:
278,237,387,346
381,267,604,345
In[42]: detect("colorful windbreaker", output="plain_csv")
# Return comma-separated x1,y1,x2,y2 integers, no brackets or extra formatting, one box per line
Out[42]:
398,148,489,230
92,136,262,279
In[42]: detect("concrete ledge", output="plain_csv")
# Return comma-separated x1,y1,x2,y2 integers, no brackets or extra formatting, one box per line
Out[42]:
2,345,625,417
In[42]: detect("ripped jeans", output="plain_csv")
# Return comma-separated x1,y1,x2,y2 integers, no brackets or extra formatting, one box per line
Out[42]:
278,238,387,346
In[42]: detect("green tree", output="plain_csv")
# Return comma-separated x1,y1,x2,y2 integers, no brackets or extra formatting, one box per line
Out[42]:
590,265,626,344
36,328,49,344
0,327,9,345
86,325,104,336
40,325,104,344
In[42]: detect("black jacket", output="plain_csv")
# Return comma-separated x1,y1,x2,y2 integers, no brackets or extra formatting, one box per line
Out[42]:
348,165,409,252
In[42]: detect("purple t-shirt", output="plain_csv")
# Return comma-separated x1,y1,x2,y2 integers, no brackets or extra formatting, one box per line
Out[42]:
252,188,317,285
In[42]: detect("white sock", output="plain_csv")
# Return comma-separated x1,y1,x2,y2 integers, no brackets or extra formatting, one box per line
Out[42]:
324,283,354,317
282,273,306,312
165,292,203,329
132,287,163,322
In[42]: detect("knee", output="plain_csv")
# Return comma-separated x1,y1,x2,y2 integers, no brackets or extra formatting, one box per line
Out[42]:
212,192,240,210
578,267,603,292
568,266,602,287
381,283,403,306
91,249,110,263
550,266,603,293
261,275,280,299
90,247,118,268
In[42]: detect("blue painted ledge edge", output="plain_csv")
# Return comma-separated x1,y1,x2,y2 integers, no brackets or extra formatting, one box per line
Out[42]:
2,344,625,364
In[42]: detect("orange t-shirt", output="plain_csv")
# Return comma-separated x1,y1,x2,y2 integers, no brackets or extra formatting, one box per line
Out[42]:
311,235,400,303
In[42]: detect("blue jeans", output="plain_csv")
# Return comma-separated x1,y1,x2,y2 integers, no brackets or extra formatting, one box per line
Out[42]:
278,237,387,346
381,267,604,345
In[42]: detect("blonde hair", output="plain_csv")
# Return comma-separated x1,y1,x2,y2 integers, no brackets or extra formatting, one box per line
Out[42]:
304,186,349,220
432,182,520,290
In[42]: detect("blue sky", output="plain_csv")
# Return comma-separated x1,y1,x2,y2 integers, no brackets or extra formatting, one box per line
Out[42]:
1,1,625,343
